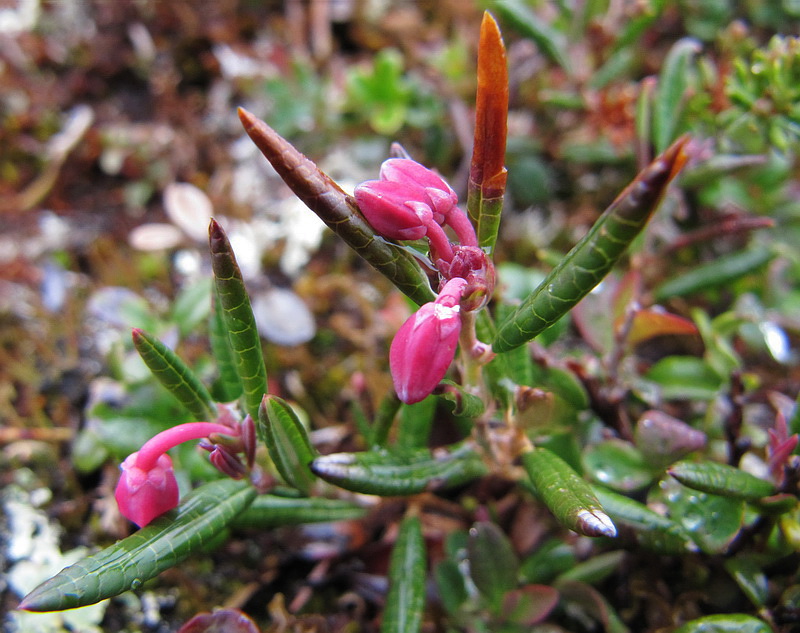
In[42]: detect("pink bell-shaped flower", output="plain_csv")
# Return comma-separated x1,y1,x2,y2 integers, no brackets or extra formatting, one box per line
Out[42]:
114,452,179,528
114,420,246,527
390,278,467,404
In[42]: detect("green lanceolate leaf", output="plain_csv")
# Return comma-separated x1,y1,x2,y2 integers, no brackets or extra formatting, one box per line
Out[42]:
522,447,617,538
493,136,689,353
370,392,402,448
209,219,268,423
238,108,435,307
593,486,696,554
19,479,256,612
258,395,317,494
668,460,777,501
467,11,509,256
209,290,243,402
381,515,426,633
232,495,366,528
131,328,216,422
653,248,774,301
653,38,700,153
310,443,488,496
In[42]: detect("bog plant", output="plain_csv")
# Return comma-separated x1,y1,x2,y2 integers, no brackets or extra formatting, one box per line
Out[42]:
19,12,799,633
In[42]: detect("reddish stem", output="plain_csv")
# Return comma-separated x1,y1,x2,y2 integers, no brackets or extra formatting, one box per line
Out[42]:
135,422,234,470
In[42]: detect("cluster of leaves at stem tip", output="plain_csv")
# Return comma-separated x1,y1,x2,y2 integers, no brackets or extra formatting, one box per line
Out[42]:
20,9,795,633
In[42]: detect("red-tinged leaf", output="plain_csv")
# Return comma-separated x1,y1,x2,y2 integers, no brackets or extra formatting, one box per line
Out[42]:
178,609,259,633
625,307,698,346
468,11,509,255
503,584,560,626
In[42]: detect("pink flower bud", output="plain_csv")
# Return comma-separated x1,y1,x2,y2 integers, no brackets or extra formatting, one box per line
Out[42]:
390,278,467,404
354,179,433,240
379,158,458,223
114,452,179,527
114,421,244,527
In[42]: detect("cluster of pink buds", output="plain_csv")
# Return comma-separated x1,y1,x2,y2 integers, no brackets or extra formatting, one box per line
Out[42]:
114,407,255,527
354,158,495,404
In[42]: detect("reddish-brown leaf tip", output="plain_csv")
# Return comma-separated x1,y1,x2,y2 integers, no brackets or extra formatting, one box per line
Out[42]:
471,11,509,198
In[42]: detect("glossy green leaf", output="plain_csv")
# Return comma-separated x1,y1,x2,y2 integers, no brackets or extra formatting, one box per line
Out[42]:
258,395,317,494
522,447,617,538
209,291,242,402
232,494,365,528
493,137,688,353
131,328,216,422
668,460,777,501
381,515,426,633
655,477,744,554
654,248,774,301
593,486,696,554
583,440,655,493
20,479,256,612
238,108,435,307
310,443,488,496
468,521,519,611
209,219,268,423
672,614,771,633
653,38,700,153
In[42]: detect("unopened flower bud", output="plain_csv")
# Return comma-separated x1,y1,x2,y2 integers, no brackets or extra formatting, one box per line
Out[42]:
390,278,467,404
353,179,434,240
379,158,458,224
439,246,496,311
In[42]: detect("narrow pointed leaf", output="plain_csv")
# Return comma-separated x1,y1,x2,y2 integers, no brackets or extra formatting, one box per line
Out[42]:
209,219,268,422
494,136,689,353
668,460,777,501
493,1,571,72
467,11,509,256
653,38,700,153
131,328,216,422
238,108,435,306
232,495,366,528
209,290,243,402
370,392,403,448
310,444,487,496
381,515,426,633
258,395,317,494
653,248,773,301
19,479,256,612
593,486,696,554
467,521,520,610
522,447,617,538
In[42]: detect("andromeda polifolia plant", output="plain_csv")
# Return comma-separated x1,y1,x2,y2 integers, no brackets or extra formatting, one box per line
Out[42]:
21,10,792,633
